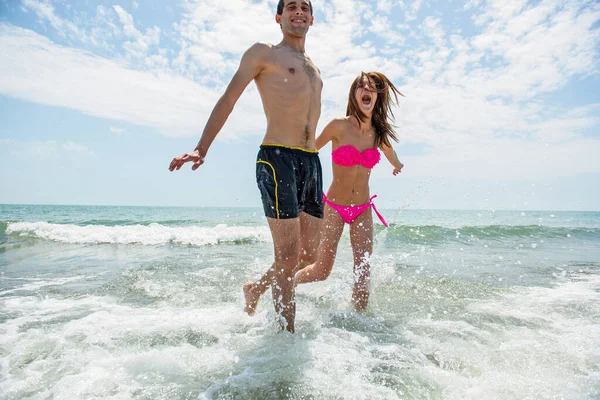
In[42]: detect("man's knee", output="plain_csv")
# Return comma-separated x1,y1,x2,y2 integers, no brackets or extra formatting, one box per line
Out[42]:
274,248,299,272
269,220,301,269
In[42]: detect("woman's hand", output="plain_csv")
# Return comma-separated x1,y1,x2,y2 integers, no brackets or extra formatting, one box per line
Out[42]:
393,162,404,175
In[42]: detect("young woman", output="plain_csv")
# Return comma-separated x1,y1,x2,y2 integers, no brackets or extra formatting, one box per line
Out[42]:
294,71,404,311
244,71,404,314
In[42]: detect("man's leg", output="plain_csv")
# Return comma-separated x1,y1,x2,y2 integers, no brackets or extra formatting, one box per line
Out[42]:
266,217,301,332
243,265,275,315
297,211,322,267
243,211,321,315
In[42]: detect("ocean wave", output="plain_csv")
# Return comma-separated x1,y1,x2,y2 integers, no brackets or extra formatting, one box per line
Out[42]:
5,221,598,247
74,219,209,227
5,222,272,246
383,224,600,243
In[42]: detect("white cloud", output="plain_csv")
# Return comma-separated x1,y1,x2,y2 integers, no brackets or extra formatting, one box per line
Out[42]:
388,136,600,180
1,0,599,183
1,139,96,158
20,2,162,58
367,14,404,43
465,0,600,101
113,5,160,58
63,140,95,156
20,0,86,41
402,0,424,21
109,126,125,133
0,24,265,139
172,0,283,81
376,0,395,13
88,6,121,49
113,5,140,38
2,139,59,158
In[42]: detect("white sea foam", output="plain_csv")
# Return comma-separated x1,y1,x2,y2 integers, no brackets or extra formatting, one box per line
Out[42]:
404,275,600,399
1,270,598,399
0,294,264,399
0,275,91,296
6,221,272,246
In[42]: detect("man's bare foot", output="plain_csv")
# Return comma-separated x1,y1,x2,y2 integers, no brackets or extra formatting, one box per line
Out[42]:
243,282,261,316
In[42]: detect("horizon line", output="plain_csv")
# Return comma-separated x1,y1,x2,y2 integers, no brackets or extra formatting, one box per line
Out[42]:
1,203,598,213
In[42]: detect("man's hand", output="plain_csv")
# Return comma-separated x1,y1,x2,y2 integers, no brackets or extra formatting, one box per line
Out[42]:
393,162,404,176
169,150,205,171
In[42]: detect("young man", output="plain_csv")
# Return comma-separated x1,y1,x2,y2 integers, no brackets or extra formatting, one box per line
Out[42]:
169,0,322,333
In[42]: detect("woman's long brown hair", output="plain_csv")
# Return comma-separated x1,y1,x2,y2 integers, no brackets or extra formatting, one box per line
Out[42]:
346,71,404,148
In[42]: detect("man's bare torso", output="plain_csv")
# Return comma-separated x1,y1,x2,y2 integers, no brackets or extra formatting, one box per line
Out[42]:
255,43,322,150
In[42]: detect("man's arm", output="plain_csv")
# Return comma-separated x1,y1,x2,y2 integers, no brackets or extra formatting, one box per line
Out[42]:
169,43,269,171
381,143,404,175
194,43,269,157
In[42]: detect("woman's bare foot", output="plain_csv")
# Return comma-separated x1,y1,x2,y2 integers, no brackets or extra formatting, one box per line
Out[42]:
243,282,261,316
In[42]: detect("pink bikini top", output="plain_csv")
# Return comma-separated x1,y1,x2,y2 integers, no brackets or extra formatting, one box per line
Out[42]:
332,145,380,169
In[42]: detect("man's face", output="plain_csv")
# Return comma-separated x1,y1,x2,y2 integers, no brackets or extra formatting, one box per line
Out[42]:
276,1,314,37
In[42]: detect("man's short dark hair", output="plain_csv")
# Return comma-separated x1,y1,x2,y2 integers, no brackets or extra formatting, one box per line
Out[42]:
277,0,313,16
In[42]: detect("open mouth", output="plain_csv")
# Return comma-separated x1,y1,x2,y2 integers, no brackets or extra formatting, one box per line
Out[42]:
291,18,306,24
361,94,372,106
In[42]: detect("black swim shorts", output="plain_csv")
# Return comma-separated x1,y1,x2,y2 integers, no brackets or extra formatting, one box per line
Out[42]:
256,144,324,219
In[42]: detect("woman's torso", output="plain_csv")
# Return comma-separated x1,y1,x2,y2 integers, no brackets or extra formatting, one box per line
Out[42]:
326,117,379,206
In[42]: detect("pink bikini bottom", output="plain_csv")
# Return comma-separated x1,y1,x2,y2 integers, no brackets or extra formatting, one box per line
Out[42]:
323,193,388,227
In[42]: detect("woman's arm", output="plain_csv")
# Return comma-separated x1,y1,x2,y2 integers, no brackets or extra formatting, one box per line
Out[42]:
381,143,404,175
316,119,343,150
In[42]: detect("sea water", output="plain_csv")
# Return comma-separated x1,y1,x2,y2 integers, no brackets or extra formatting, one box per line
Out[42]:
1,204,599,399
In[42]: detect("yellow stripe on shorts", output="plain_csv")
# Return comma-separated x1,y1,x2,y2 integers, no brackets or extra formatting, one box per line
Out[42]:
261,143,318,154
257,160,279,219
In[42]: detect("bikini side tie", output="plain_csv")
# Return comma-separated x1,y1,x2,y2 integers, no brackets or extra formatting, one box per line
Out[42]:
369,195,388,228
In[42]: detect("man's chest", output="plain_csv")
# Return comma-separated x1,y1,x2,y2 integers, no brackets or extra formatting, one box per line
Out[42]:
268,53,322,90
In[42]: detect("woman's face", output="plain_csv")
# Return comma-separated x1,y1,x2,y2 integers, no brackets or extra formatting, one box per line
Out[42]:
355,75,378,115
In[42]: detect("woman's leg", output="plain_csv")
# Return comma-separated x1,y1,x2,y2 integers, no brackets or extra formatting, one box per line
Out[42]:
294,204,345,284
243,212,322,315
349,207,374,312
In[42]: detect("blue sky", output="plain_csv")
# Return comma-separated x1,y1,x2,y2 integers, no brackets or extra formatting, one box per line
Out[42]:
0,0,599,210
